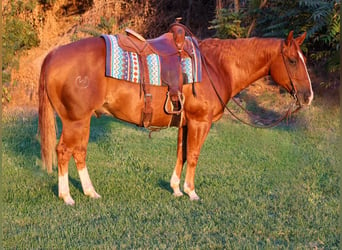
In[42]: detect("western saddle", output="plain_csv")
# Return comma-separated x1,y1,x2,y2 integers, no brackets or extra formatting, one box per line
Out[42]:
116,18,198,128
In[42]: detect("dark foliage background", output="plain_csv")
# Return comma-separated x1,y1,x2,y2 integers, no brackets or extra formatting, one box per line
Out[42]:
211,0,340,77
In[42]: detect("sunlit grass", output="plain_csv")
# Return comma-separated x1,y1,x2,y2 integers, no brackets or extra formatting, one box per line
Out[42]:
2,95,339,249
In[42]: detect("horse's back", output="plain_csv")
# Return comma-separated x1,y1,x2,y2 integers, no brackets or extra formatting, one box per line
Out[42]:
43,37,108,121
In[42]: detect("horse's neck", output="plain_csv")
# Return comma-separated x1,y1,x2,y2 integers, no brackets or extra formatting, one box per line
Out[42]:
201,38,282,98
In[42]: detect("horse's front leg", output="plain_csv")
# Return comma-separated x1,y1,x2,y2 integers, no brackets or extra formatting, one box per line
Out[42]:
183,120,211,201
170,126,187,197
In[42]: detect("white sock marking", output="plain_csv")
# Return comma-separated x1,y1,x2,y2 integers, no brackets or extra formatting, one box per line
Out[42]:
58,173,70,196
184,182,200,201
58,173,75,205
170,171,180,187
170,171,183,196
78,167,101,198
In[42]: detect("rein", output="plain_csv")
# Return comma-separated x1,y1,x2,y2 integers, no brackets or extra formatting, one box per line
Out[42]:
228,96,301,128
201,41,302,129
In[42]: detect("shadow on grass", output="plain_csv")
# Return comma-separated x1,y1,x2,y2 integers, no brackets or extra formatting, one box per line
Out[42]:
229,91,310,131
158,179,173,194
2,115,42,171
3,112,159,198
2,112,144,172
2,101,304,182
56,114,148,143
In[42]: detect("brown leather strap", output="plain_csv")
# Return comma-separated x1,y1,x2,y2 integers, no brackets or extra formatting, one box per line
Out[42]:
142,92,153,127
140,55,153,127
169,112,183,127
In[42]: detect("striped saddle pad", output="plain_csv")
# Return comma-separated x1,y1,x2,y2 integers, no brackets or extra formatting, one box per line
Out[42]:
101,34,202,86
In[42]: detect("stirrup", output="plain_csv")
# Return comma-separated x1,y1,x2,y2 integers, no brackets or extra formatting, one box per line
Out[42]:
164,91,185,115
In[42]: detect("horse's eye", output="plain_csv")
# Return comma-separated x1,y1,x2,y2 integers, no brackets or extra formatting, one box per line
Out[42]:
288,58,297,65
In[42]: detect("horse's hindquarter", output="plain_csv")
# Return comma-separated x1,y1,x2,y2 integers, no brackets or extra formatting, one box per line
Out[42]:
45,37,108,121
44,37,166,125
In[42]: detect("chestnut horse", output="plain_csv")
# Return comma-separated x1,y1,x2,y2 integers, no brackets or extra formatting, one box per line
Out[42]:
39,31,313,205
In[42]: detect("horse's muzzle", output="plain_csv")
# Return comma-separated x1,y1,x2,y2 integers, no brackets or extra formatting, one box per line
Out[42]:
297,92,313,106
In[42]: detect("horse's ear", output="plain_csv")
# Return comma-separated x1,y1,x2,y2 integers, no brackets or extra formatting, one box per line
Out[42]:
295,32,307,46
285,30,294,46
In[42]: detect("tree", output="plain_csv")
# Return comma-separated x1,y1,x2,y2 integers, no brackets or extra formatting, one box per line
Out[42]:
211,0,340,78
210,0,269,38
256,0,340,74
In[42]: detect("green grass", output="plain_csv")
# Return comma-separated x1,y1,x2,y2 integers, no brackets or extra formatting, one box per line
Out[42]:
2,95,340,249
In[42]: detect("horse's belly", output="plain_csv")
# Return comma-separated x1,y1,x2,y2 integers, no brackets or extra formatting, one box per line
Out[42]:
96,101,176,127
101,81,177,127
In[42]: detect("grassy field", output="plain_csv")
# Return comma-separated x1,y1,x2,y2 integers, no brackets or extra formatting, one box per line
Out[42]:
2,95,340,249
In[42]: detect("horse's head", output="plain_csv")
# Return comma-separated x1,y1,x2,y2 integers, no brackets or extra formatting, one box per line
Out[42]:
270,31,313,106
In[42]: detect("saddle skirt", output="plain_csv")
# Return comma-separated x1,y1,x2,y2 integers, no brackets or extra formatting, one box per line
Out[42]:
101,34,202,86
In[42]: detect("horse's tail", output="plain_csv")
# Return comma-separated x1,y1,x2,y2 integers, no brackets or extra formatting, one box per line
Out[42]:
38,53,57,173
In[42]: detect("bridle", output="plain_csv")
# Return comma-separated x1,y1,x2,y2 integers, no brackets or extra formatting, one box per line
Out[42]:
203,40,302,129
281,40,301,106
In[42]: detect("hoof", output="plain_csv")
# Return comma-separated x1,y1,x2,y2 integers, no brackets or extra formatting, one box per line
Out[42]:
189,193,200,201
173,190,184,197
171,185,183,197
185,189,200,201
85,189,101,199
60,193,75,206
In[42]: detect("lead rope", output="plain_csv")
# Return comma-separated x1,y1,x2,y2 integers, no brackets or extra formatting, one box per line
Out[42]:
201,54,301,129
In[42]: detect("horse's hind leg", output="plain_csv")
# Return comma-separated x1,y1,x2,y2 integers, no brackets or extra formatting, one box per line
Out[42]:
170,126,187,197
57,118,100,205
57,133,74,205
72,122,100,199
